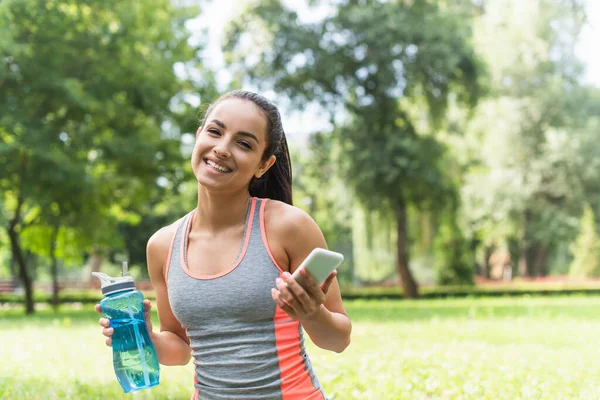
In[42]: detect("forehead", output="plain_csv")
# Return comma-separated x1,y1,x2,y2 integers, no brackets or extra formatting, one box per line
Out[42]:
208,98,267,137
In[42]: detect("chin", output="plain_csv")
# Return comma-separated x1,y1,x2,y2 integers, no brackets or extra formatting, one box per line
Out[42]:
196,174,220,188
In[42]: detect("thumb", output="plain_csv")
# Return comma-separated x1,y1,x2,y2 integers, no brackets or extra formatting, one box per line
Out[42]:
321,271,337,294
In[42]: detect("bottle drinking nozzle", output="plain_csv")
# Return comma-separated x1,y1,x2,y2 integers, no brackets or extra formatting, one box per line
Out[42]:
91,263,135,296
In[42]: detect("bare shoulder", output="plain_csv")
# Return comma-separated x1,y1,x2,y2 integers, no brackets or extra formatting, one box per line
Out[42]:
264,200,327,266
147,221,178,255
146,217,184,276
264,200,322,239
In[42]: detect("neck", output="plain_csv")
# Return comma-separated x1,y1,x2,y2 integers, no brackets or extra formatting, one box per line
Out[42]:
194,185,252,233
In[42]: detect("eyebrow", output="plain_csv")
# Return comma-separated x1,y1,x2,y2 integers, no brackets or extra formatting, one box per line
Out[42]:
210,119,260,143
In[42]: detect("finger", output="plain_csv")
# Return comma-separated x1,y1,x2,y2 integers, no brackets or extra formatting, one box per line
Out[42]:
276,277,297,305
283,272,320,310
94,304,102,314
277,277,311,315
143,300,152,319
321,270,338,294
102,327,114,337
99,318,110,328
298,270,322,296
105,337,112,347
271,288,297,318
142,301,154,331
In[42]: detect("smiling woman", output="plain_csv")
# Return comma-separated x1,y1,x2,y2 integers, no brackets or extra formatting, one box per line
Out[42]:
95,90,352,400
192,93,280,199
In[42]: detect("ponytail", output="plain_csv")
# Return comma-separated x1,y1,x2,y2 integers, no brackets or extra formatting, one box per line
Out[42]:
249,136,293,205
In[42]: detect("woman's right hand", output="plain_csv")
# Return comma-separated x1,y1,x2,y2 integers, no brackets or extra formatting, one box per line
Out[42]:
95,299,154,347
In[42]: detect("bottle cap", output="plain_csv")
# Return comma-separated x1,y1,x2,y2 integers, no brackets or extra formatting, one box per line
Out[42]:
91,263,135,296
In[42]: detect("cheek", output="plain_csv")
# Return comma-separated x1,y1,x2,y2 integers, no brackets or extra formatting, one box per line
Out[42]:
242,152,264,169
191,142,206,169
192,137,209,156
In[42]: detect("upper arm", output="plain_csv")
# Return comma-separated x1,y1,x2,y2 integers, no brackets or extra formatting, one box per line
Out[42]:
146,224,190,344
269,202,348,317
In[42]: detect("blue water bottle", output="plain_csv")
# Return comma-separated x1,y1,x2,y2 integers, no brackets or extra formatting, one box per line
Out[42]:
93,263,160,393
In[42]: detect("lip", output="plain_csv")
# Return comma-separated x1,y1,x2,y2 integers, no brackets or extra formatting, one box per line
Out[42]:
203,158,233,173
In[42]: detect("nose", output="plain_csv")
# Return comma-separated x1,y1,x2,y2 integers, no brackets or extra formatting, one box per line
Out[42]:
213,144,231,159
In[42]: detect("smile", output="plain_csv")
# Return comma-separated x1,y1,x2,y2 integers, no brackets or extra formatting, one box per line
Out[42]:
204,159,233,173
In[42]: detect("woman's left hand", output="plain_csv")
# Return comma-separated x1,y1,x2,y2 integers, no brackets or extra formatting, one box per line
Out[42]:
271,269,337,321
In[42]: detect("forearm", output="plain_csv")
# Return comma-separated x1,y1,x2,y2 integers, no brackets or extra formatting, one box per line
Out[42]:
301,305,351,353
150,330,191,366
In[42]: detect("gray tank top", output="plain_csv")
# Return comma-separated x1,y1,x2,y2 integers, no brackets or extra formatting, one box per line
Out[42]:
165,197,326,400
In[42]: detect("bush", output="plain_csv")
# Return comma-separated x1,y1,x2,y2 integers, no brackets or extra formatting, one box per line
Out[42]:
433,218,474,286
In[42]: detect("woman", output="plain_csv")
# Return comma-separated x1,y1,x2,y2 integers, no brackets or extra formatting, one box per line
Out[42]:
96,90,352,399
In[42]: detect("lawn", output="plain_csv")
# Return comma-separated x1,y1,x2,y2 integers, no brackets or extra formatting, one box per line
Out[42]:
2,295,600,399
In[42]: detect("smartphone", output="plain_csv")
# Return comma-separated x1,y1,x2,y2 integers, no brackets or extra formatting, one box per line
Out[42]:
292,248,344,288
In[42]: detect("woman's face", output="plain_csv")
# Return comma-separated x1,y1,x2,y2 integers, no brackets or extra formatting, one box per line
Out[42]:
192,98,275,194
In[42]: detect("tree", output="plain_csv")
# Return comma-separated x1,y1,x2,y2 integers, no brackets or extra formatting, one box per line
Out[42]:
460,0,590,277
568,205,600,278
0,0,203,313
224,0,482,297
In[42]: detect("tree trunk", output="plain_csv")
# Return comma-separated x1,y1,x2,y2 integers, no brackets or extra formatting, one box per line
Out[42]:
395,200,418,298
518,246,528,277
88,248,104,287
9,255,17,280
50,223,60,311
7,191,34,314
518,210,532,278
8,228,34,314
533,243,549,277
482,245,493,279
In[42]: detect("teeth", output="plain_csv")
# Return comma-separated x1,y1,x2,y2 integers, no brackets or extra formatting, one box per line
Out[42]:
206,159,231,173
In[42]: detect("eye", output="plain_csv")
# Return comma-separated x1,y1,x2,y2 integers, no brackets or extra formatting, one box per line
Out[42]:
238,141,252,150
207,129,221,136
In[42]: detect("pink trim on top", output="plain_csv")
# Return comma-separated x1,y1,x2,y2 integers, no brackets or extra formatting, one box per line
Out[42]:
179,198,257,280
259,198,286,273
163,217,185,284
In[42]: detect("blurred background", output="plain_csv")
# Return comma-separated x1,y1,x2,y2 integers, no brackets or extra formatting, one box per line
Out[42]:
1,0,600,399
2,0,600,306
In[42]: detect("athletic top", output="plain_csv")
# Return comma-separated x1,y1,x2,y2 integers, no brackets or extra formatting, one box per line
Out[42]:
165,197,326,400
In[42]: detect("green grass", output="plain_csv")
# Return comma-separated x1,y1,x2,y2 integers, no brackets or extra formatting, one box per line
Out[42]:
2,296,600,399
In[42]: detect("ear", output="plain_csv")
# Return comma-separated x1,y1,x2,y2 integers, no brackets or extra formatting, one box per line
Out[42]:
255,155,276,178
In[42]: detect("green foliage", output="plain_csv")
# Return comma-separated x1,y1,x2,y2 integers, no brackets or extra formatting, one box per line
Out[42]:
224,0,484,294
0,0,211,294
291,135,356,284
434,217,474,285
0,0,200,224
350,205,397,284
0,0,598,299
568,205,600,278
460,0,592,277
225,0,482,205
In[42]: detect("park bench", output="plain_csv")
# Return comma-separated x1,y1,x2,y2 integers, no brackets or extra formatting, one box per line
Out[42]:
0,280,17,294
